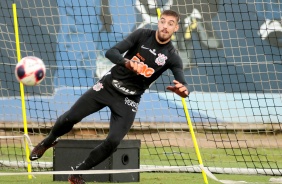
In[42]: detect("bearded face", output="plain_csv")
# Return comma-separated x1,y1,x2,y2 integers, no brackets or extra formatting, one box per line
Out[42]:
156,15,179,43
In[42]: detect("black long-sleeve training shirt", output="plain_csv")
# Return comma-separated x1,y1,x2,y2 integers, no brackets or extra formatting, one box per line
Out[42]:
105,28,188,96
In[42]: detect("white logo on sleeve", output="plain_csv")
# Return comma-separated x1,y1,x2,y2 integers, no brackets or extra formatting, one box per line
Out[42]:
93,82,104,91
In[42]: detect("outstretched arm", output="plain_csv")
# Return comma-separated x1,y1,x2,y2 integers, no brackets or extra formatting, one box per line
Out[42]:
166,80,189,98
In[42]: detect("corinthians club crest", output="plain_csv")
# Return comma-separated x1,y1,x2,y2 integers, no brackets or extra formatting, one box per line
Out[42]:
155,53,167,66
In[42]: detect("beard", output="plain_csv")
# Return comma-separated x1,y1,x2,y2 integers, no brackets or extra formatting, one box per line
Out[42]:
157,29,171,42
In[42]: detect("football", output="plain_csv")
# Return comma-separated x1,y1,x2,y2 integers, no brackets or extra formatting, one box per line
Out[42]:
15,56,46,86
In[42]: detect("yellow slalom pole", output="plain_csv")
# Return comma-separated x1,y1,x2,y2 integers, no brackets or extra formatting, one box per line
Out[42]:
182,98,208,184
12,3,32,179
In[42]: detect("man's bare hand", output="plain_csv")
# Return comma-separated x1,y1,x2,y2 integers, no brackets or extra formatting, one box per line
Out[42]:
166,80,189,98
124,59,144,75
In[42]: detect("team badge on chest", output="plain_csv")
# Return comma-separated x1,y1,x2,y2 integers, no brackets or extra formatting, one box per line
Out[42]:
155,53,167,66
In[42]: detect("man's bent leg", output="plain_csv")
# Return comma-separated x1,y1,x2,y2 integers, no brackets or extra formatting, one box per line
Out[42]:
74,94,139,170
30,88,105,161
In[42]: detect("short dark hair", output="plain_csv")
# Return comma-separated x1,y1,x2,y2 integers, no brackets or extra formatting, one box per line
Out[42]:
160,10,180,23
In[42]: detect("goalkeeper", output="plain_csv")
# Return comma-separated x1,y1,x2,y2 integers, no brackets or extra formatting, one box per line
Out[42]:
29,9,189,184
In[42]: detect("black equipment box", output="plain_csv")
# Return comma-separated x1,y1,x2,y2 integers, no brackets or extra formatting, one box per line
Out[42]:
53,139,140,182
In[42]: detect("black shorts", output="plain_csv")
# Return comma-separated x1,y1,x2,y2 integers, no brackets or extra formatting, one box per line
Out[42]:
67,74,141,141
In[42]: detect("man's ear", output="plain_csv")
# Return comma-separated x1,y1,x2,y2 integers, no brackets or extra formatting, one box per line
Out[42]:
174,24,179,32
